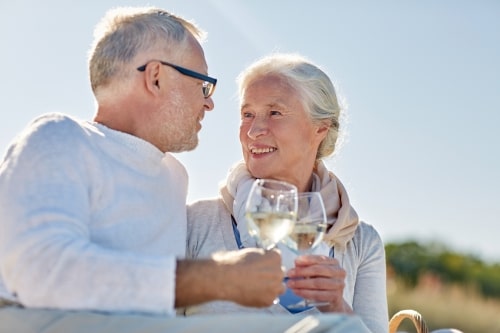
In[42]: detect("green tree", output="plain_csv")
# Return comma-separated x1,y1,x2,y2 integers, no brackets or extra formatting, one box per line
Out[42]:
385,240,500,299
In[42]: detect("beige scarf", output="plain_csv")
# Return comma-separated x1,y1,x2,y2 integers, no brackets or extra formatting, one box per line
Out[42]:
219,160,359,251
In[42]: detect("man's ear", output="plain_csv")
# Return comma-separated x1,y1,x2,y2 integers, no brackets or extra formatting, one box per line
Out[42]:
142,62,162,94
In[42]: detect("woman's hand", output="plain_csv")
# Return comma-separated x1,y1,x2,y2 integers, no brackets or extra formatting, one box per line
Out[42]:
285,254,353,313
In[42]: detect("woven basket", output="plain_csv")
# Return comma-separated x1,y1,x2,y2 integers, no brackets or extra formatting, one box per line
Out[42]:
389,309,429,333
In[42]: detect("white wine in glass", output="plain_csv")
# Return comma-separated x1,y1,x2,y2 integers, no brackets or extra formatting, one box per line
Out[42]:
245,179,298,250
282,191,329,308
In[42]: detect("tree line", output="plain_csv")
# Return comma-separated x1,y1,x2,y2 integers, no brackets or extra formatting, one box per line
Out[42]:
385,240,500,299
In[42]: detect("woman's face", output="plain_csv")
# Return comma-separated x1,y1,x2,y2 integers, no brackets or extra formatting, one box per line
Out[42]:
239,75,328,190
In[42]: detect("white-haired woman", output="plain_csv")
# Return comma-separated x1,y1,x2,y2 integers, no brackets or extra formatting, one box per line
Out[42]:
184,53,388,333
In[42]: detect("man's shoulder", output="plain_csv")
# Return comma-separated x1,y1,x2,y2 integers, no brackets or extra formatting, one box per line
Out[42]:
6,113,99,162
14,113,90,144
29,112,88,134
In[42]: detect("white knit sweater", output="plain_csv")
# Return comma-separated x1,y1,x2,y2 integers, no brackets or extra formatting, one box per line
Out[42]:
185,197,389,333
0,113,187,315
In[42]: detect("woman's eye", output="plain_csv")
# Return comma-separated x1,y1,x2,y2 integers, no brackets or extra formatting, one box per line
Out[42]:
242,112,254,119
270,110,282,116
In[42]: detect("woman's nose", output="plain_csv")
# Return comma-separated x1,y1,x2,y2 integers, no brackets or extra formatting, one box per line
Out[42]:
247,117,268,139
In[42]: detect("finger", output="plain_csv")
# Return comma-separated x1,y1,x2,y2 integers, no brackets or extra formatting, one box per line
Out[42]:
269,247,282,256
288,277,345,303
288,263,346,279
287,276,345,291
292,288,344,304
294,254,338,266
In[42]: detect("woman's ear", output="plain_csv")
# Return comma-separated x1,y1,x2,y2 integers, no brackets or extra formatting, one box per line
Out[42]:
316,120,330,138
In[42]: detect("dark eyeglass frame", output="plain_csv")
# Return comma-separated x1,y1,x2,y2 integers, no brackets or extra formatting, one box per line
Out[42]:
137,60,217,98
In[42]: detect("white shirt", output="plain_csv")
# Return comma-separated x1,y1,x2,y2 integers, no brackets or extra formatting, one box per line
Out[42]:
0,113,187,315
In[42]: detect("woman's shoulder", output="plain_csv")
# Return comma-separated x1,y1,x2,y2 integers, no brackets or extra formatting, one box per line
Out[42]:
349,220,385,257
187,197,231,232
186,197,237,258
354,220,383,240
187,197,227,218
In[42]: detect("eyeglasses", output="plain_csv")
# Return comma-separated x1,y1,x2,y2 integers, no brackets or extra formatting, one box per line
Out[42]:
137,60,217,98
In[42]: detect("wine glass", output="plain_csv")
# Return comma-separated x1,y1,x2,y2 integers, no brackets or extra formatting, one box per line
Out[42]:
281,191,329,308
245,179,298,250
245,178,298,305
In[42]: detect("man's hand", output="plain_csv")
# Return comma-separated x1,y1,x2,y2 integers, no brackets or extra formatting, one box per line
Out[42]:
212,248,285,307
175,248,284,308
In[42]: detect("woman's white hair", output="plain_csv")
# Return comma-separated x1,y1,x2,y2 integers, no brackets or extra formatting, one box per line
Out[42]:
237,53,344,160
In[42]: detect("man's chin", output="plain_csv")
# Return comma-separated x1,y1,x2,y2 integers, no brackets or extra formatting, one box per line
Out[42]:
170,138,199,153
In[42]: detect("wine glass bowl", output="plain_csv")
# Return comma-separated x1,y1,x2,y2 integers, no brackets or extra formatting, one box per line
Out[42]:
282,192,327,254
245,179,298,250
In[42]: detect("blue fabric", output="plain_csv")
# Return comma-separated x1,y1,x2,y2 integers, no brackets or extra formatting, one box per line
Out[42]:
278,278,313,313
231,215,245,249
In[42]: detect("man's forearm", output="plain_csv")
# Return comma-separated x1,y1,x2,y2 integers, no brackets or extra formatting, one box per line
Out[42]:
175,249,284,309
175,259,226,308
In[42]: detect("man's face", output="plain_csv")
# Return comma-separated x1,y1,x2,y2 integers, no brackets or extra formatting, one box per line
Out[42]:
150,37,215,153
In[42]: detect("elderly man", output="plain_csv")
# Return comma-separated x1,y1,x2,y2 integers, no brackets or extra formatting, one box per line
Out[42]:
0,6,370,333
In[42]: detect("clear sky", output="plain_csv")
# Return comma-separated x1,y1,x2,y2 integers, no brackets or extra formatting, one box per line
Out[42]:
1,0,499,262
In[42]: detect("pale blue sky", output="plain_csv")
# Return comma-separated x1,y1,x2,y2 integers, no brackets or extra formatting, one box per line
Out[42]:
1,1,499,262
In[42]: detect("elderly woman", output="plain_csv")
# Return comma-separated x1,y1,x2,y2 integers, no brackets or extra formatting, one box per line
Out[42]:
184,53,388,333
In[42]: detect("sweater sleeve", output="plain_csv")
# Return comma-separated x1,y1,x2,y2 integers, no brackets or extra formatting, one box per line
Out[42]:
0,115,177,315
351,222,389,333
187,198,239,259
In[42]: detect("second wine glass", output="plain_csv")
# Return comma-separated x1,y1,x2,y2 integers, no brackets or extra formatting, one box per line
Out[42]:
281,191,329,308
